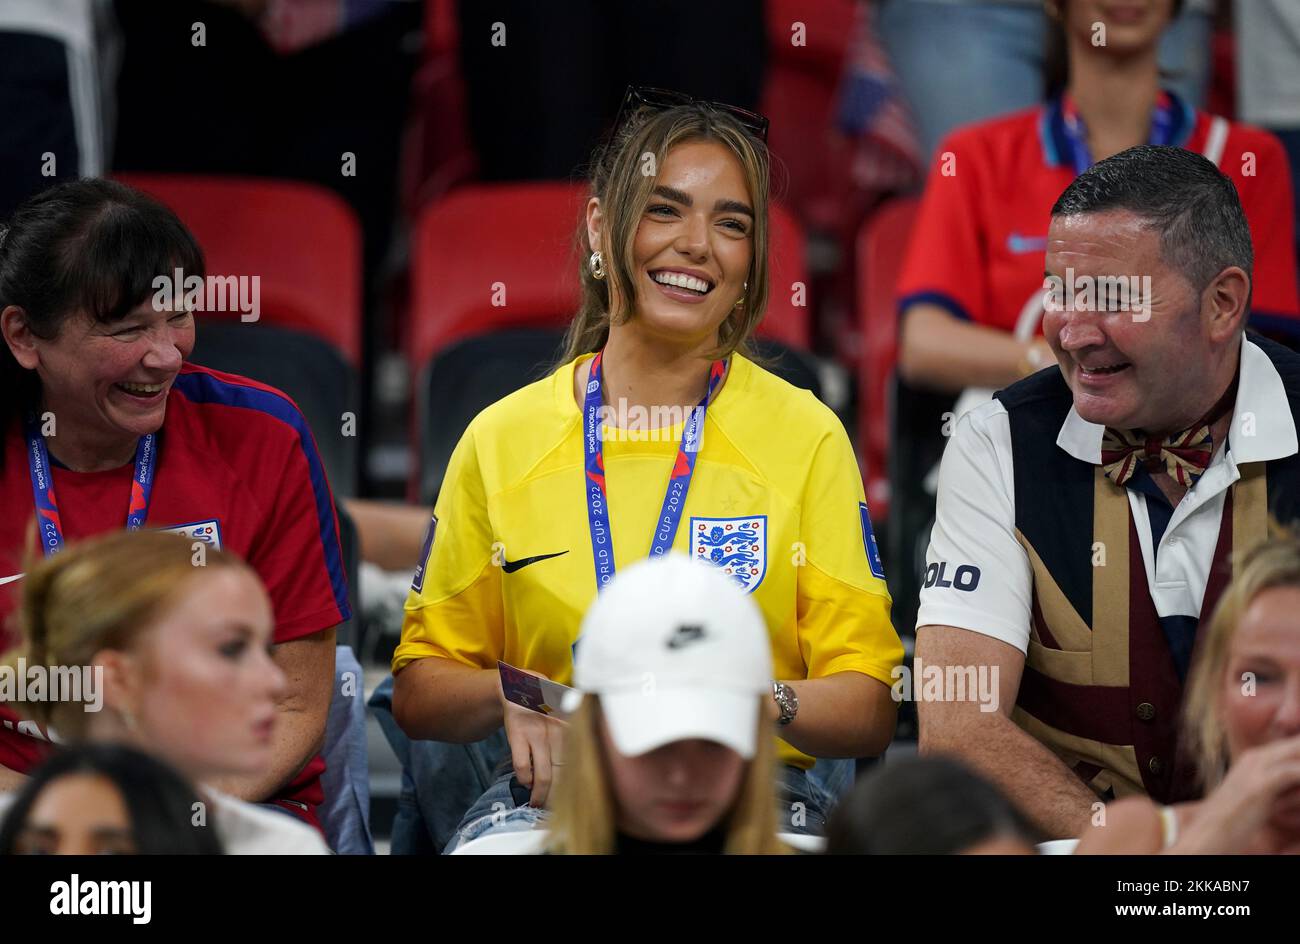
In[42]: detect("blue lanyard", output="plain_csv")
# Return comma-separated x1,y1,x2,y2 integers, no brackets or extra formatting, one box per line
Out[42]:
1061,90,1178,176
582,349,726,593
24,413,158,557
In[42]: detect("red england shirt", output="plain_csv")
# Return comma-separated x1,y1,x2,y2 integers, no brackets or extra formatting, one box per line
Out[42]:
0,364,352,825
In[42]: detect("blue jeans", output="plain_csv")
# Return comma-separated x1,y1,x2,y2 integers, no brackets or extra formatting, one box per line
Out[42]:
877,0,1211,163
371,675,847,852
372,674,856,852
445,767,549,853
319,646,374,854
370,675,510,854
445,762,833,852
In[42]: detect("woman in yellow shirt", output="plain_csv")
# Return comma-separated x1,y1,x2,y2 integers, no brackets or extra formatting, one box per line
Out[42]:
388,88,903,852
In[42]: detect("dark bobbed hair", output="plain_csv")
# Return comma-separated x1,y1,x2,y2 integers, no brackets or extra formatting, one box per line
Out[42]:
825,755,1040,854
0,742,224,854
0,177,204,439
1051,144,1254,304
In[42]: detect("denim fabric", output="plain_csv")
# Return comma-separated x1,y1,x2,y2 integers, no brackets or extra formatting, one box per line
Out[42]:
448,763,830,849
319,646,374,854
372,673,848,852
877,0,1210,162
777,765,829,836
877,1,1048,162
805,756,855,814
369,674,510,854
443,769,549,853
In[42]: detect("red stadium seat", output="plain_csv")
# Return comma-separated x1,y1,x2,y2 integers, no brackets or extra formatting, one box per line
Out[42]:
400,0,477,217
759,0,858,239
856,196,919,518
408,181,811,372
113,173,364,368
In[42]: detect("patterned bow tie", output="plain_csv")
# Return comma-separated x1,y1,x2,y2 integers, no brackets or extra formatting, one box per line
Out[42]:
1100,426,1213,487
1099,374,1238,489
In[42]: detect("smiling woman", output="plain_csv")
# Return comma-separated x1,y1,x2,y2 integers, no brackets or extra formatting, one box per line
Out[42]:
0,531,330,854
0,179,350,832
389,88,903,854
560,87,770,365
0,179,203,469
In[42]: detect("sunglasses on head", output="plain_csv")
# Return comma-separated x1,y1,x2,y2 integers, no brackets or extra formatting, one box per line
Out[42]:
614,85,770,143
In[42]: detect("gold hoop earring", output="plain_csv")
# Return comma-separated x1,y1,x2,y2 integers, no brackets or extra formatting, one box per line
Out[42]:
589,251,606,280
734,280,748,309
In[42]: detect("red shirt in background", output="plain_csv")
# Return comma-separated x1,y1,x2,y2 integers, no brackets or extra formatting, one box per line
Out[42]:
897,92,1300,338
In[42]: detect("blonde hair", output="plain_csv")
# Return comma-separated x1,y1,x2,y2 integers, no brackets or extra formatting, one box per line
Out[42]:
560,102,772,364
1184,532,1300,789
544,695,789,855
1,530,251,739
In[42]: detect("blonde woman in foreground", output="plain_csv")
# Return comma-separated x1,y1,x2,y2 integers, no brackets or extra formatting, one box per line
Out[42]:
1077,538,1300,854
545,554,789,855
0,530,329,854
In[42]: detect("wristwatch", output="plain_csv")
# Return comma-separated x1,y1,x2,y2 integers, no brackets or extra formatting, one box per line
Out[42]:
772,680,799,726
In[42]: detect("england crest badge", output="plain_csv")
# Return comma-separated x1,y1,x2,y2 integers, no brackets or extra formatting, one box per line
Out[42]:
158,519,223,551
690,515,767,593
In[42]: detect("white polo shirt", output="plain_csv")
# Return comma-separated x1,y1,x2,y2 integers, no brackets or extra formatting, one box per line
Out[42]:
917,336,1299,653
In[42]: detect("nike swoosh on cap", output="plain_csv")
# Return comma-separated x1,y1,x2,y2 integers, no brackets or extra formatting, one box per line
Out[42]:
0,574,24,587
500,551,569,574
666,623,707,649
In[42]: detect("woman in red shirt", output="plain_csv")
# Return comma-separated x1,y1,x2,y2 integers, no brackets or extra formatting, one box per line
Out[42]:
0,178,349,826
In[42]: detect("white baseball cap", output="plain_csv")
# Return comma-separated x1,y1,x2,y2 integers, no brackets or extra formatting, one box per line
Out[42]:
568,553,773,759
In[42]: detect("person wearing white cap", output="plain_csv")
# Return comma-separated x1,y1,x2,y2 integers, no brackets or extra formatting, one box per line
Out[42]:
390,96,902,855
542,554,788,854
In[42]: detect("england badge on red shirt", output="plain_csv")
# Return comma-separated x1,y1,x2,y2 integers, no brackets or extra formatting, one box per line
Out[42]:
159,519,224,551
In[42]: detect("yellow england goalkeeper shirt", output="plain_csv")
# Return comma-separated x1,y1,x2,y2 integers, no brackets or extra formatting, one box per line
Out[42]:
395,351,902,768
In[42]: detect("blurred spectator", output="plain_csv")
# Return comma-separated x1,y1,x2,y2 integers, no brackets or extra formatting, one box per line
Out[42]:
454,0,765,182
825,755,1038,853
835,1,923,203
876,0,1212,163
545,555,789,854
0,178,348,824
1077,536,1300,854
0,743,223,854
0,0,116,218
0,530,330,854
896,0,1298,401
110,0,420,289
1236,0,1300,284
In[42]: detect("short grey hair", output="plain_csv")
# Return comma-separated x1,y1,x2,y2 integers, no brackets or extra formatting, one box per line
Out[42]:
1050,144,1253,304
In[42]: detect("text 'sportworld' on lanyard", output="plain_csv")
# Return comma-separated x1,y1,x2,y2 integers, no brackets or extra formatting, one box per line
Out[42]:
581,349,727,598
25,413,157,557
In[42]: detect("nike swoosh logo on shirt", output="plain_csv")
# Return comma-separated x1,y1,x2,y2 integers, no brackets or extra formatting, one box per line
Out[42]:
1006,232,1047,254
500,551,569,573
0,574,24,587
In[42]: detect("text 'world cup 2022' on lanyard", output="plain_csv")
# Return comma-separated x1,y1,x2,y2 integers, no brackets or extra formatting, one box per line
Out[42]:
24,412,157,557
582,349,727,593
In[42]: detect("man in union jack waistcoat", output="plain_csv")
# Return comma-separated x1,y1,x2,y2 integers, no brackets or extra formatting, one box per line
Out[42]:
915,144,1300,839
